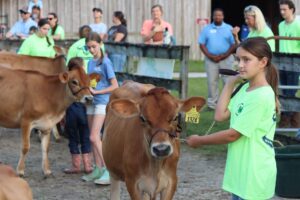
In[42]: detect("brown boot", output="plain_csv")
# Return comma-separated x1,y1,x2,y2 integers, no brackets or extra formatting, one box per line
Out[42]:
291,112,300,128
63,154,82,174
278,113,291,128
82,153,93,174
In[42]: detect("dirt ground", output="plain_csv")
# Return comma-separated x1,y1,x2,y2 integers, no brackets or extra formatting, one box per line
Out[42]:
0,127,297,200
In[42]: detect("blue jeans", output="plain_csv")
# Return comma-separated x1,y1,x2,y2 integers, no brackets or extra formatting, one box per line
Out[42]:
232,194,244,200
108,53,127,72
65,103,91,154
279,70,300,97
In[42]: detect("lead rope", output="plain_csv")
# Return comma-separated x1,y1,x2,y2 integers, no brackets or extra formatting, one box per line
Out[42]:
204,120,216,135
179,120,216,143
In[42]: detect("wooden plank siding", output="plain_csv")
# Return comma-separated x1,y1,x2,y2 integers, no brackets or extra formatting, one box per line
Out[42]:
0,0,212,59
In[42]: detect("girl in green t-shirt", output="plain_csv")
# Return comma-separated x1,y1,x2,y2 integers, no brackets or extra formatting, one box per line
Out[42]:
18,18,56,58
186,37,279,200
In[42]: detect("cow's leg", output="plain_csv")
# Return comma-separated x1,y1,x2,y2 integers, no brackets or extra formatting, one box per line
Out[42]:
126,180,142,200
17,124,32,176
110,177,120,200
40,129,52,176
160,177,177,200
52,125,61,142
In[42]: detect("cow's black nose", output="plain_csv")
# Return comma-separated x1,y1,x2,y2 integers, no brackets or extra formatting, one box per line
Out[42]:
152,144,171,157
85,96,93,102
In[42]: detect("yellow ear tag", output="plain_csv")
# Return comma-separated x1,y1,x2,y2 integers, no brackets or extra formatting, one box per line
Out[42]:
185,106,200,124
90,79,97,88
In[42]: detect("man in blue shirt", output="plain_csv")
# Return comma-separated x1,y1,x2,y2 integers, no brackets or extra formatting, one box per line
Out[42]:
6,6,37,39
198,8,235,110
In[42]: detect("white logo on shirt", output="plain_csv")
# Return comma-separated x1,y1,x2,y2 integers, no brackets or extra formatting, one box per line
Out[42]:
210,29,217,34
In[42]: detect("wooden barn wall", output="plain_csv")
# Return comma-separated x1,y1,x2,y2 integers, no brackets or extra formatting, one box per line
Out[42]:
0,0,211,60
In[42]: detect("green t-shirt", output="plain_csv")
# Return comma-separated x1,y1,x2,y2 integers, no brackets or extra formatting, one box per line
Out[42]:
66,38,93,71
18,34,56,58
279,19,300,53
223,83,277,200
248,26,275,52
48,25,65,40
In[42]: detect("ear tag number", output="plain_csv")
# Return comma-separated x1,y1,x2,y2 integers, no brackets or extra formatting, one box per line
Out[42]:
185,106,200,124
90,79,97,88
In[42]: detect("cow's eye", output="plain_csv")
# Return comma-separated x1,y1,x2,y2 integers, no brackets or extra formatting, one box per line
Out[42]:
71,79,79,85
140,115,146,123
173,115,178,121
169,115,178,123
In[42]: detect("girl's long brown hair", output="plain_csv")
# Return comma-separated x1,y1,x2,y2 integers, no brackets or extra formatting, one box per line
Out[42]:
85,32,104,65
238,37,280,113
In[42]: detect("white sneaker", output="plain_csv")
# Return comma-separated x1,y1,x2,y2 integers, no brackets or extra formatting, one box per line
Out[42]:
94,168,111,185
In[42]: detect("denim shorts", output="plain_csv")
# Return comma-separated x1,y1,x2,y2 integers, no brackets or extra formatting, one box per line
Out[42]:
86,104,106,115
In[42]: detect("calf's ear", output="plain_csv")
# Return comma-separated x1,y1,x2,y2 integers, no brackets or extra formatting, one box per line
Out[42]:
89,73,101,82
178,97,206,112
59,72,69,83
109,99,139,118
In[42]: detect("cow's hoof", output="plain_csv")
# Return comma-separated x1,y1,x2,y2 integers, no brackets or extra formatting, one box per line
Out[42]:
43,171,52,179
18,172,25,178
54,138,61,143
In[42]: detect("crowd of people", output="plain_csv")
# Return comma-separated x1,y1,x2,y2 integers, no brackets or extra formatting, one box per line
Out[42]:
0,0,300,199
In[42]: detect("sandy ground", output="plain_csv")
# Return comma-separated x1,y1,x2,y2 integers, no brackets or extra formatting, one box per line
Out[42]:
0,127,298,200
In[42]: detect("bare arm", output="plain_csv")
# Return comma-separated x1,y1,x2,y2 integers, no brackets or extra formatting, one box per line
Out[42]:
186,128,241,148
200,44,220,62
5,31,13,39
114,33,125,42
218,44,236,61
142,30,155,42
232,26,241,44
99,33,106,40
142,22,164,43
214,76,243,121
52,34,62,40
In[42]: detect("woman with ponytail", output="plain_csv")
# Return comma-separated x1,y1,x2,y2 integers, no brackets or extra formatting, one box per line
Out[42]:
106,11,128,72
18,18,55,58
187,37,279,200
47,12,65,40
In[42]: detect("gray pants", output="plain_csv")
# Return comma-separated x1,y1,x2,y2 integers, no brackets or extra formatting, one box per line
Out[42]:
204,55,234,109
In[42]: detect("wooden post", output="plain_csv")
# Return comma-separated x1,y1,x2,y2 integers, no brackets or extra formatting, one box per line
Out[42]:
180,47,189,99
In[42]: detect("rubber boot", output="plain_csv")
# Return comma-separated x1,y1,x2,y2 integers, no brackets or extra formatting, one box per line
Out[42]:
82,153,93,174
63,154,82,174
278,113,291,128
291,112,300,128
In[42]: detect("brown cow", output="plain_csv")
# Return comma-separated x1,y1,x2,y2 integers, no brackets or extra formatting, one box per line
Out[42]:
102,81,206,200
0,52,67,141
0,164,33,200
0,52,66,74
0,66,94,177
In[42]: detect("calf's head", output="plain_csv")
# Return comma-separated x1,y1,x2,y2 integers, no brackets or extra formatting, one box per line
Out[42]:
59,67,100,104
109,87,206,159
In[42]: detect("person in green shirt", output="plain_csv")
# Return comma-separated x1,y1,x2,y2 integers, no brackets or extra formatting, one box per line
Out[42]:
186,38,279,200
47,12,65,40
278,0,300,128
232,5,275,52
18,18,56,58
67,25,93,71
